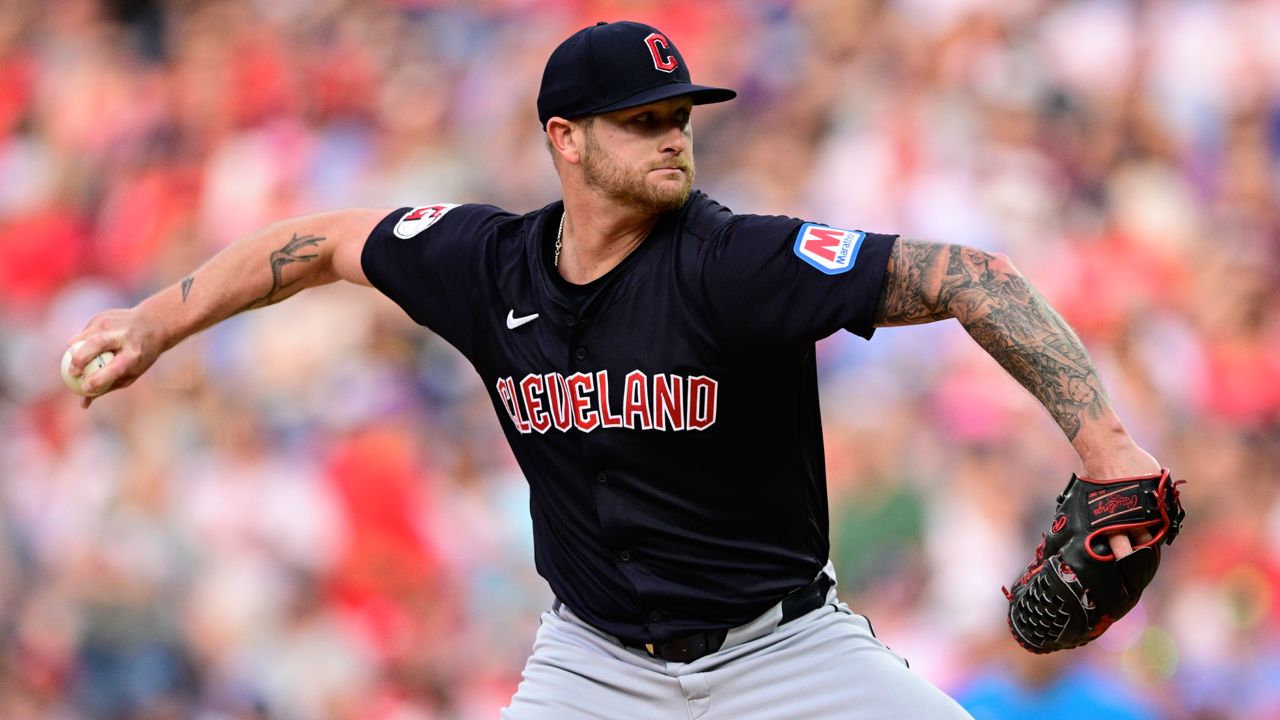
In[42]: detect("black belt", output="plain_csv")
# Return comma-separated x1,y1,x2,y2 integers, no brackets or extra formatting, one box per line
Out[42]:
628,572,834,663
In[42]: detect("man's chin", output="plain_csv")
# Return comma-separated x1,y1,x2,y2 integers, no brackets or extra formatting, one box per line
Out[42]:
645,179,693,212
598,175,693,214
644,190,691,213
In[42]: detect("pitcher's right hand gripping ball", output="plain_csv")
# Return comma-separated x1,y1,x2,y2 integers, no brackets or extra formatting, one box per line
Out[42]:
1004,470,1186,653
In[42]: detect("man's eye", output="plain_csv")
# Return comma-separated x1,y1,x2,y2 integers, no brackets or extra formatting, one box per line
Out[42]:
632,114,652,124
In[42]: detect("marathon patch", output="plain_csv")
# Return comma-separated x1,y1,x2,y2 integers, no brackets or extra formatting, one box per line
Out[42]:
393,204,459,238
793,223,865,275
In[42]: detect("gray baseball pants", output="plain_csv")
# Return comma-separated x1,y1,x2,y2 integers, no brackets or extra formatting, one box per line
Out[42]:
501,568,974,720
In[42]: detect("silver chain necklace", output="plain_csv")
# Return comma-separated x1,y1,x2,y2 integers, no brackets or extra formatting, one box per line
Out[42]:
554,212,564,267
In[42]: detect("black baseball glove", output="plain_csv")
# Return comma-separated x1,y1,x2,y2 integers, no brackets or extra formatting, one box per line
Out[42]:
1004,469,1185,653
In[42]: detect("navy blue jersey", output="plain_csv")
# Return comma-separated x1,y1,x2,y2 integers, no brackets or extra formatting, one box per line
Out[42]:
361,192,896,645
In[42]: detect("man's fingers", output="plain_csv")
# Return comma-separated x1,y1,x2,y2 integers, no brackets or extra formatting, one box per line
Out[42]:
67,332,122,376
66,308,156,405
1106,527,1158,561
79,351,132,397
1109,533,1134,559
67,310,132,374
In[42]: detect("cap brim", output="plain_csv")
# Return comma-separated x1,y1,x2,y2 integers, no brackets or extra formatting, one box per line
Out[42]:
585,83,737,118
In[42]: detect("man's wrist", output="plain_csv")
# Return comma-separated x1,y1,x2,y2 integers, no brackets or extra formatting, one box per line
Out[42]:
1071,415,1160,479
135,288,188,354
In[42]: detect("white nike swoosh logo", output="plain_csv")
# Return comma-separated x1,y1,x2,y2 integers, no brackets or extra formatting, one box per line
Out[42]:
506,310,539,329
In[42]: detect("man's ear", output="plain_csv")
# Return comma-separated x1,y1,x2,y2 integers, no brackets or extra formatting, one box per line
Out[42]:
546,117,584,165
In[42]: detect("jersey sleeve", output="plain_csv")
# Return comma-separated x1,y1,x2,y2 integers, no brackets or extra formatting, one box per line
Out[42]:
699,213,897,348
361,203,511,352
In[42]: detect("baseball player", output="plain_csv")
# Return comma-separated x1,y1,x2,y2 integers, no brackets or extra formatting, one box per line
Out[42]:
66,21,1183,719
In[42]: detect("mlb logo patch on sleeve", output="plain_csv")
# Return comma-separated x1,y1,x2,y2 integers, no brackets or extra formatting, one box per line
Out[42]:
394,204,459,238
793,223,866,275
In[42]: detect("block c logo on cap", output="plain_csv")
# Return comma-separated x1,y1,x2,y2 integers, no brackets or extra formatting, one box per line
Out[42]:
645,32,678,73
793,223,866,274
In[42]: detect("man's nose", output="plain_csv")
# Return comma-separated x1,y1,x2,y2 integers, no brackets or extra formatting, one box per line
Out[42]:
661,123,688,154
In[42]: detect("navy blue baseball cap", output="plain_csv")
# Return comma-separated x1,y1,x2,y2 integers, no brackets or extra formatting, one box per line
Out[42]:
537,21,737,128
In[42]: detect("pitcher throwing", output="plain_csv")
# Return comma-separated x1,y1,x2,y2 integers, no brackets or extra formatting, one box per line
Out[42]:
65,21,1183,719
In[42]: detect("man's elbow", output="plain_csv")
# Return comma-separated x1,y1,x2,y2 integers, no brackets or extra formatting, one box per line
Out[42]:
985,251,1022,279
327,208,388,287
937,246,1034,326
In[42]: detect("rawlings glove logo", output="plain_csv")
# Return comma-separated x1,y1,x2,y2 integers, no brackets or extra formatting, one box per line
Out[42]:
1092,494,1140,519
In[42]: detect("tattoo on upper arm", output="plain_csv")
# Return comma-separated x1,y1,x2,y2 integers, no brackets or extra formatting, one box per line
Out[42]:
877,238,1107,441
180,276,194,302
876,239,949,325
238,233,326,312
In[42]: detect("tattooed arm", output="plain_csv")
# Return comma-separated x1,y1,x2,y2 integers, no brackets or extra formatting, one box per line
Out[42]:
875,239,1159,483
65,209,389,405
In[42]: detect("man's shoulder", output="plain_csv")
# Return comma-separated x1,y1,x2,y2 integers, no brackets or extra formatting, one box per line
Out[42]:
442,202,536,234
488,201,558,241
387,201,553,248
678,191,735,240
678,191,803,245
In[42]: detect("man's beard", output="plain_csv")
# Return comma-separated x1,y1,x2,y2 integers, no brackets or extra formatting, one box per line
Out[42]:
581,129,695,213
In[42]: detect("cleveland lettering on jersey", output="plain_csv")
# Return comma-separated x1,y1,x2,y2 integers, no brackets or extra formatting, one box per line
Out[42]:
495,370,718,434
362,193,899,642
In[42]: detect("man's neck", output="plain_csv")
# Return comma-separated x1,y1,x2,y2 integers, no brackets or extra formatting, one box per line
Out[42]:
557,193,662,285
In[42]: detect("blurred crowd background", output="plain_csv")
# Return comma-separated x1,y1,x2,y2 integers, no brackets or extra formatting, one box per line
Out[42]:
0,0,1277,718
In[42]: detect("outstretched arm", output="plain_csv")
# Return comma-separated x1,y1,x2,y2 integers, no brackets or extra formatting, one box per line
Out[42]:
65,208,390,405
875,239,1159,484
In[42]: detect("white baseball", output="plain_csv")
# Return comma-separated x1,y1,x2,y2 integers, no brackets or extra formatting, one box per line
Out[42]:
61,340,115,397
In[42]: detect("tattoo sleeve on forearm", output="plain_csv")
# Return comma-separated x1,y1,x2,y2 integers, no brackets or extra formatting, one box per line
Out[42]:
238,233,326,312
877,239,1107,441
